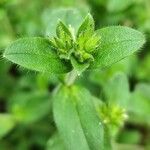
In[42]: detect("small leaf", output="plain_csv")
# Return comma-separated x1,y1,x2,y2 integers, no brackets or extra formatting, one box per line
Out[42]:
77,13,95,38
53,21,74,60
3,37,72,74
54,37,65,49
53,85,105,150
90,26,145,69
56,20,72,39
0,114,16,139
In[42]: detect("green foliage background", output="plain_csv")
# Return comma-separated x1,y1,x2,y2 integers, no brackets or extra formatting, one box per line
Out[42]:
0,0,150,150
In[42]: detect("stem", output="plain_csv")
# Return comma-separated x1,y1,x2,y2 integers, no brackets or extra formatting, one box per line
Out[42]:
65,70,78,86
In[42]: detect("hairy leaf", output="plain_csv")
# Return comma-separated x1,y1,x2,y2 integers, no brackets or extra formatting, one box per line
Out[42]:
4,37,72,73
53,86,105,150
90,26,145,69
56,21,72,39
77,13,95,37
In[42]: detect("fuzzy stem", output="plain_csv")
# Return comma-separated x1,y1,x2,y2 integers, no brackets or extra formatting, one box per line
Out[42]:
65,70,78,86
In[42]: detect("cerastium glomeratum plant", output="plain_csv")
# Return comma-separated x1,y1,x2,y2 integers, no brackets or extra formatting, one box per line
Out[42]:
3,12,145,150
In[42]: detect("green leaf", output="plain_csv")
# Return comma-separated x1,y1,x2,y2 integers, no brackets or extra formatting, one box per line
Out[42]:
77,13,95,37
56,20,72,39
103,72,130,108
52,21,74,60
9,91,51,124
0,114,16,139
128,83,150,125
3,37,72,74
89,56,138,87
90,26,145,69
53,85,105,150
107,0,134,12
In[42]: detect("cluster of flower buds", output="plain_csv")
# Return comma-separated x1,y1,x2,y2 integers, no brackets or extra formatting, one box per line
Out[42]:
50,14,101,64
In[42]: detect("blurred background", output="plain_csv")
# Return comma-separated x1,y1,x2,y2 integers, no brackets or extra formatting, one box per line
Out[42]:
0,0,150,150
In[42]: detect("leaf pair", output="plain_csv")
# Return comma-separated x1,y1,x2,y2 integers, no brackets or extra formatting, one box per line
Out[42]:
3,11,145,75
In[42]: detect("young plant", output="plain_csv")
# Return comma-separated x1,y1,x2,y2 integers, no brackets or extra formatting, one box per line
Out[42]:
3,12,145,150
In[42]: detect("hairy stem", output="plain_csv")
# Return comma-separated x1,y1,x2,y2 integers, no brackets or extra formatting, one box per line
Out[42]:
65,70,78,86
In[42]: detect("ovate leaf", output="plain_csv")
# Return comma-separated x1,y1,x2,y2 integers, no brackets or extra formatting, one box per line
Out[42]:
103,72,130,108
90,26,145,69
53,85,105,150
4,37,72,74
